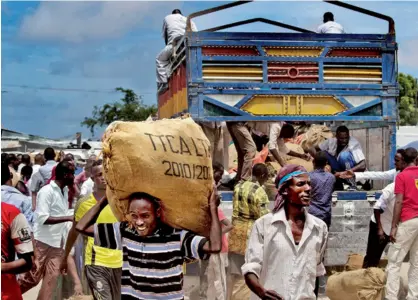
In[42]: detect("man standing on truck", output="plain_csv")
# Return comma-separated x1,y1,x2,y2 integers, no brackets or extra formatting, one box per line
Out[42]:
317,126,366,188
156,9,197,89
385,147,418,300
317,12,345,34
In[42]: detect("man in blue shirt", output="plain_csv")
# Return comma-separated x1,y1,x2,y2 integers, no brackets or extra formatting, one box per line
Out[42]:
1,163,33,224
308,151,335,228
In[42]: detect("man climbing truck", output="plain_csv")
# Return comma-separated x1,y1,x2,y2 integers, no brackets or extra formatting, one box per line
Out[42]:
157,0,398,268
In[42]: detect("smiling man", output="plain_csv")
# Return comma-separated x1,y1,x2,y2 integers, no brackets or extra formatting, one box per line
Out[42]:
242,165,328,300
75,189,222,300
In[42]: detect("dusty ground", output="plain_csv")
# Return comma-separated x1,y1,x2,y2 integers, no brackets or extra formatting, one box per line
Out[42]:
23,263,409,300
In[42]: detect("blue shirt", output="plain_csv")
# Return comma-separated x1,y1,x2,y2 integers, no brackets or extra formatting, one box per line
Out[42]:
1,185,33,224
308,169,335,227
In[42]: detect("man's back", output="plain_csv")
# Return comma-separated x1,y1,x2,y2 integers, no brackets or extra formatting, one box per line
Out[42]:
38,160,57,182
75,194,122,268
317,21,344,33
163,13,197,45
395,166,418,222
232,181,269,220
1,185,33,223
308,169,335,226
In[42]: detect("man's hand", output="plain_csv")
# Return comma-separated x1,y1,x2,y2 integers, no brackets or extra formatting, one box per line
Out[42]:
377,227,386,243
390,227,397,243
300,153,311,161
59,257,68,275
73,282,83,296
209,189,220,208
260,289,284,300
340,170,355,179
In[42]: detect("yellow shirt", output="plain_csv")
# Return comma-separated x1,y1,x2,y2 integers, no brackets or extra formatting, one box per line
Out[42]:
75,193,122,268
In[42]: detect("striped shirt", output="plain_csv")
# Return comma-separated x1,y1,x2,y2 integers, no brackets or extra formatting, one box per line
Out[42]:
94,222,207,300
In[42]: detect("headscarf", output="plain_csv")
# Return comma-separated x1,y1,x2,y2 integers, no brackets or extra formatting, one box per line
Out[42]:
273,164,308,212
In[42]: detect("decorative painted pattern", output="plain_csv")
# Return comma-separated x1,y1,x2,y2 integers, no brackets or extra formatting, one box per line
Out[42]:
158,63,187,119
326,48,381,58
264,46,323,57
202,46,260,56
241,95,347,116
268,62,318,82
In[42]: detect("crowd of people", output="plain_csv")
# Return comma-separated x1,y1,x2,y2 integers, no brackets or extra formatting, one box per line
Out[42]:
1,8,415,300
1,122,418,300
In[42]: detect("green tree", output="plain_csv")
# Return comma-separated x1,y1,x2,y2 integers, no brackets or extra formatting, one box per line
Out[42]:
82,87,157,135
398,73,418,126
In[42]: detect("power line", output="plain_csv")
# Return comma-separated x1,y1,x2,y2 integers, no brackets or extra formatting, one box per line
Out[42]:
2,84,156,95
2,84,117,94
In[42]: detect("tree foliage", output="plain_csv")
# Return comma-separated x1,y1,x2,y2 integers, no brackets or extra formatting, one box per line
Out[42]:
398,73,418,126
82,87,157,136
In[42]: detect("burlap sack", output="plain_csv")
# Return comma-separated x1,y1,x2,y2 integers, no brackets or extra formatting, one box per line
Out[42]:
326,268,386,300
267,143,314,172
345,253,364,271
102,118,213,237
300,125,333,152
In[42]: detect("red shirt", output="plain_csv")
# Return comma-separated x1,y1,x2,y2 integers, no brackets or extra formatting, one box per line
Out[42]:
395,166,418,222
218,208,228,253
1,203,33,300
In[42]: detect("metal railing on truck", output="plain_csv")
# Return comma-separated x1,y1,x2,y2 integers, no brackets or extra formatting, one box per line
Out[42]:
157,0,399,169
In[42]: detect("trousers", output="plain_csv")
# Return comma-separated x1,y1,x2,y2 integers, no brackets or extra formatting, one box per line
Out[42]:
385,217,418,300
227,122,256,181
19,240,64,300
363,221,389,268
156,44,173,84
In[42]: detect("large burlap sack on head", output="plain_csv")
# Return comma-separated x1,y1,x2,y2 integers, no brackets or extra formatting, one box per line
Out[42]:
345,253,364,271
102,118,213,237
300,125,333,152
326,268,386,300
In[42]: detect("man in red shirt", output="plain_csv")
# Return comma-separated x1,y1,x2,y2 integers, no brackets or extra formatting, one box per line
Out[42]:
1,202,34,300
386,147,418,300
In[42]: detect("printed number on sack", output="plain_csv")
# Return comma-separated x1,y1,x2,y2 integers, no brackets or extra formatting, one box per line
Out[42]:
163,160,209,180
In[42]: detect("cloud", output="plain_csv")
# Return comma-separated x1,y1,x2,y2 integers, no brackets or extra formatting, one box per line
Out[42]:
399,39,418,69
18,1,181,43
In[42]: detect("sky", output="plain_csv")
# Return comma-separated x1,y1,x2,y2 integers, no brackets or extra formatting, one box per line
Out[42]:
1,1,418,139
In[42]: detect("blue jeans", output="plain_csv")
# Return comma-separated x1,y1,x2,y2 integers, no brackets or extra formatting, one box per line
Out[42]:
325,151,357,189
325,150,356,173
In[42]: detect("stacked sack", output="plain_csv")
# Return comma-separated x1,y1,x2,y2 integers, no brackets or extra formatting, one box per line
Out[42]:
102,118,213,237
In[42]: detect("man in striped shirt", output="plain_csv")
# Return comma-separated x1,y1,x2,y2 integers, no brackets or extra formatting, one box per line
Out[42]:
76,190,222,300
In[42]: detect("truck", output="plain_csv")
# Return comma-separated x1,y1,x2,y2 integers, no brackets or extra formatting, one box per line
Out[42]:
157,0,398,267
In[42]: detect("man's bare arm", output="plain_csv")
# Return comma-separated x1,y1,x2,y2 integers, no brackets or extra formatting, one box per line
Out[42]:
350,160,366,173
270,148,287,167
202,191,222,254
245,273,283,300
75,198,107,238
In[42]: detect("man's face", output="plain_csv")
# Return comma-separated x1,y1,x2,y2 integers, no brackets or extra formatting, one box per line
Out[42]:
63,165,75,187
92,165,106,190
286,174,311,207
128,198,159,237
394,153,405,171
336,132,349,148
213,170,223,185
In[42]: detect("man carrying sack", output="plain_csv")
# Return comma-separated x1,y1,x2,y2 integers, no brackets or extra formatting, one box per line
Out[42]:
75,190,222,300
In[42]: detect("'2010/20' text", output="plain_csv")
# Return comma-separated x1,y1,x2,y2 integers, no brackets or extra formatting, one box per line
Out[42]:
163,160,210,180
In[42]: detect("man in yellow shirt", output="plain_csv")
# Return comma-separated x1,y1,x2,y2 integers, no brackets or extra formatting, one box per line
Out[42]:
60,160,122,299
